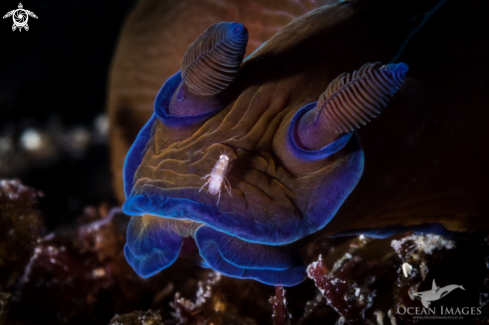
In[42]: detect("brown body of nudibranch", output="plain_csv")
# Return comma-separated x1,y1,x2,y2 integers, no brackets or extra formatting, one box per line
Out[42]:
110,0,489,285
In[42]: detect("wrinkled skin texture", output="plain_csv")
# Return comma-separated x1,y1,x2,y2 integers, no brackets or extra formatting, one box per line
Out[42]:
108,0,321,203
122,67,363,284
112,0,489,284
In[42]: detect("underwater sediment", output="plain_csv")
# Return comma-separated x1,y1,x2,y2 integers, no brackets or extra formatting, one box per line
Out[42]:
2,180,489,324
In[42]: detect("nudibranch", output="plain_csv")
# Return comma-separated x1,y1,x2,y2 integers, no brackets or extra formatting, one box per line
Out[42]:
121,18,408,285
111,0,489,285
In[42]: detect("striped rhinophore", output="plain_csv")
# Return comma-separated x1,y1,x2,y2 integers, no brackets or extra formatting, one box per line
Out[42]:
181,22,248,96
314,62,409,133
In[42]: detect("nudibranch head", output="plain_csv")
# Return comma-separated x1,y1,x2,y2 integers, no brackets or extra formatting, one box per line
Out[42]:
110,0,489,286
121,9,411,285
122,65,365,245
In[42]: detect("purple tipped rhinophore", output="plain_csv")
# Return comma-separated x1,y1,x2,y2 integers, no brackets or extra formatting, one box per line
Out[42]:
168,22,249,116
315,62,409,133
181,22,249,96
297,62,408,150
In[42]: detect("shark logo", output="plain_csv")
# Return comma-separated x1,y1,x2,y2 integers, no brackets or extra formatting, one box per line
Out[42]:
413,279,465,308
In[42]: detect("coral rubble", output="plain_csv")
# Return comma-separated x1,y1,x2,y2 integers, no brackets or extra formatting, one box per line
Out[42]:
0,179,44,323
305,233,489,324
269,286,291,325
1,189,489,325
109,310,163,325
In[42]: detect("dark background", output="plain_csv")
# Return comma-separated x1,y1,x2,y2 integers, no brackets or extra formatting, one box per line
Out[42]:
0,0,137,228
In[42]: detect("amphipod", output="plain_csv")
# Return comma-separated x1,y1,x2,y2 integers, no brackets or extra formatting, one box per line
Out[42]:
199,154,232,206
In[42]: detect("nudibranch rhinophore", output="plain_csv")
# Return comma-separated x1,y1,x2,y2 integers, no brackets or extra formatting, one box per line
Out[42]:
111,0,489,285
121,18,408,285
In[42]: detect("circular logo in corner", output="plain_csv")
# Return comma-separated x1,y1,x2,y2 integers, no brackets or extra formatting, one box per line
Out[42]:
3,3,38,32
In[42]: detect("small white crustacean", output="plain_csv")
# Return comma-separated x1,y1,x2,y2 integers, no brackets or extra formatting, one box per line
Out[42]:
199,154,232,206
